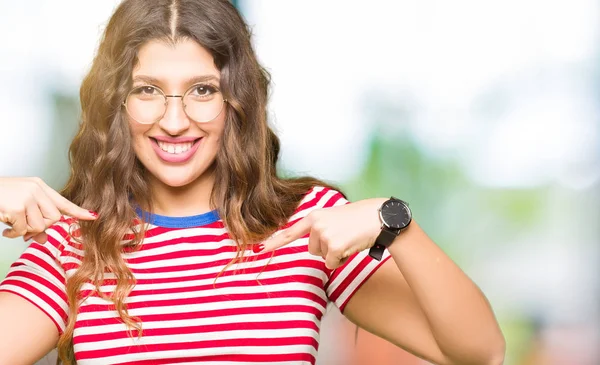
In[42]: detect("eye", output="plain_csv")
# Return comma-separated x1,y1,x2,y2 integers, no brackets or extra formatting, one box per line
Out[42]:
189,84,218,98
131,85,160,95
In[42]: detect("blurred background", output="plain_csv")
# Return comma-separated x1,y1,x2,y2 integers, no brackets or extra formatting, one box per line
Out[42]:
1,0,598,364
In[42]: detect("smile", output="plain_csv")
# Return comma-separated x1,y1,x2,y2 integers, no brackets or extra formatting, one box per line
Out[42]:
156,141,195,154
150,137,203,163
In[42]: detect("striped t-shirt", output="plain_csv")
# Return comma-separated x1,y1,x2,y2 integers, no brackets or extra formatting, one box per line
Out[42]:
0,186,390,365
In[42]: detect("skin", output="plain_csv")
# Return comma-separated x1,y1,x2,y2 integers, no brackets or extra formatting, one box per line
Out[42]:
0,39,505,365
130,39,226,216
261,199,506,365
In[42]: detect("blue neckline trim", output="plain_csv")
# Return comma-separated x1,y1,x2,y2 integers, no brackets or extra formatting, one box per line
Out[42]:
135,207,220,228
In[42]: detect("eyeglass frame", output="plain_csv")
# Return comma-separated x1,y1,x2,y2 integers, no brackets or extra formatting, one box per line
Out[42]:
121,83,229,124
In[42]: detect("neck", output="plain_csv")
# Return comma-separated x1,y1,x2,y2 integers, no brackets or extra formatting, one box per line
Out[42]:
147,166,216,217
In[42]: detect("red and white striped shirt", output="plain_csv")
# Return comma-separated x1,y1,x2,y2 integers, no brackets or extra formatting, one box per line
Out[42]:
0,186,390,365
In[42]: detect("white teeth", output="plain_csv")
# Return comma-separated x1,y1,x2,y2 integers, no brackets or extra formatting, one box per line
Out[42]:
156,141,194,154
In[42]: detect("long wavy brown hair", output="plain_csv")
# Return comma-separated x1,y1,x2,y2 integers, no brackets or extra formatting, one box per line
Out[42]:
57,0,339,363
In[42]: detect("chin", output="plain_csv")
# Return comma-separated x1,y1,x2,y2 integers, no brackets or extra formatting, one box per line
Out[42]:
154,173,200,188
138,149,217,190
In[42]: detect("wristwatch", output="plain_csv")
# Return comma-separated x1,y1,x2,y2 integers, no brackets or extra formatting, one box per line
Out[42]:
369,197,412,261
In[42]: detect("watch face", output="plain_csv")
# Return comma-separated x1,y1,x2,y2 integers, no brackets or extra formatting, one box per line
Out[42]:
380,199,412,229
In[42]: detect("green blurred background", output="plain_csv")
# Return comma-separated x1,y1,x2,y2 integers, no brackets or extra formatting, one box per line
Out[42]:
1,1,598,364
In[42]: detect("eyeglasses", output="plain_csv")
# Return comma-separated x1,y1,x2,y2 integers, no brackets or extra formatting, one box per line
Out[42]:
123,83,228,124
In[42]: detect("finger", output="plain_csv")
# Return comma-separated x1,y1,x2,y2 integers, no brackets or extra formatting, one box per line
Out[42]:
2,211,28,239
39,183,97,220
338,256,350,267
25,203,46,234
32,232,48,244
325,252,344,270
261,215,312,252
325,243,353,270
307,228,324,257
24,230,47,243
36,190,63,225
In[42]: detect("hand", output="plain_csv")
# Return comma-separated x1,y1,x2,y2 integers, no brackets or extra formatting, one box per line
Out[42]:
0,177,97,243
260,198,385,269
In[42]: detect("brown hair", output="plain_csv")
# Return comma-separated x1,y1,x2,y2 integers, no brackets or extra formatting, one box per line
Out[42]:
58,0,339,363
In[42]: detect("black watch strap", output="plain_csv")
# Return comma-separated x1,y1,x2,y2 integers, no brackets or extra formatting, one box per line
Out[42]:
369,228,398,261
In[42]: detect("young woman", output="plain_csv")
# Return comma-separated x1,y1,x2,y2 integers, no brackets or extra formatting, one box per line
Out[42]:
0,1,505,364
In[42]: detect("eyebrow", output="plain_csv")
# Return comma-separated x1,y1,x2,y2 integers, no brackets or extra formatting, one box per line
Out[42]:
131,75,220,85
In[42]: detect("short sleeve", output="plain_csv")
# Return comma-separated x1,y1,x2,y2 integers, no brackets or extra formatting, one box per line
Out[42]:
319,189,392,312
0,223,70,334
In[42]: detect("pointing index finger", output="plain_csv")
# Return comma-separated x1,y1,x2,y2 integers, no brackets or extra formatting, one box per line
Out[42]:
41,184,97,220
261,215,312,252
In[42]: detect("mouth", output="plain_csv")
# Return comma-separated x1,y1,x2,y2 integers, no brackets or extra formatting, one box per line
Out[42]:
149,137,203,163
151,138,201,154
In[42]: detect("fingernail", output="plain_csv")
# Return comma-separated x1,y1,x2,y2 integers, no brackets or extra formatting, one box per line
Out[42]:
252,243,265,254
89,211,98,218
71,229,81,238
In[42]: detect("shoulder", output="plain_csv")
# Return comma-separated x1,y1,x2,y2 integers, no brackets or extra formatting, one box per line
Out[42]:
293,185,349,218
3,216,79,280
42,216,81,256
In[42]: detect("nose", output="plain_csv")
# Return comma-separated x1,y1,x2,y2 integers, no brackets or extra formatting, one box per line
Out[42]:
158,96,191,135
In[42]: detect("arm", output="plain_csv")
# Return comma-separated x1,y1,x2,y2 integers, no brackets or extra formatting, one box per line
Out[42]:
343,220,505,365
0,176,81,364
0,177,96,242
0,292,59,365
261,196,505,365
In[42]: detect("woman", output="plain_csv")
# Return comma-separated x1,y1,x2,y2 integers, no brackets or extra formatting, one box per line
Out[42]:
0,0,505,364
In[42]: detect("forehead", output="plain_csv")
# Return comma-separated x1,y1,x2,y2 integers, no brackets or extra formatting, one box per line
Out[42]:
133,39,220,82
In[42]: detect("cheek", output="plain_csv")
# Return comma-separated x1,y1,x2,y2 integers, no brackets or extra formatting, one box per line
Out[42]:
204,117,226,148
129,122,152,158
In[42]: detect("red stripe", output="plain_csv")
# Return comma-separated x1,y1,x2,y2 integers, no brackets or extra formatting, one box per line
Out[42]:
327,253,370,300
121,222,224,242
144,221,224,237
75,304,324,329
49,222,71,241
74,319,319,343
322,192,345,208
0,278,67,320
78,289,327,313
339,255,391,312
127,233,233,257
63,262,82,272
127,274,324,297
0,289,64,335
2,188,371,365
282,189,345,230
17,250,65,283
77,336,318,360
44,235,68,252
125,243,234,265
65,243,324,278
4,270,66,302
124,256,326,285
295,187,330,213
113,352,316,365
65,251,327,289
282,189,339,230
325,252,356,291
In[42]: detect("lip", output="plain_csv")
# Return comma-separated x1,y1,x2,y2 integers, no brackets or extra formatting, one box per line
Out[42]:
152,135,200,143
150,137,202,163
